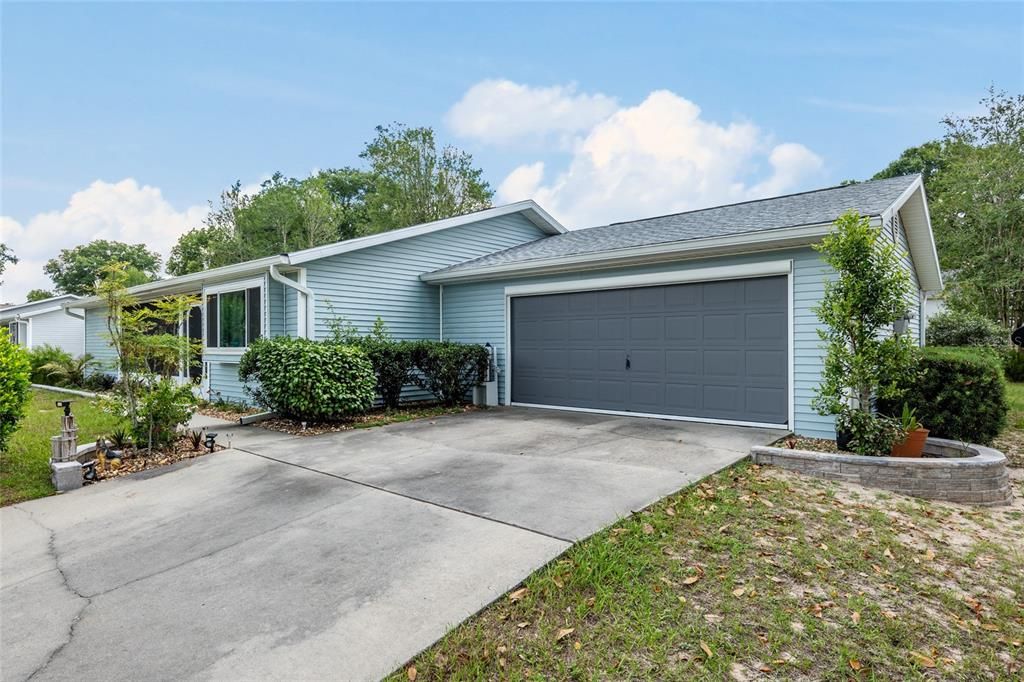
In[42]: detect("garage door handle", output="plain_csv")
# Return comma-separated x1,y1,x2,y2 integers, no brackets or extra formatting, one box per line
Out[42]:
625,355,631,370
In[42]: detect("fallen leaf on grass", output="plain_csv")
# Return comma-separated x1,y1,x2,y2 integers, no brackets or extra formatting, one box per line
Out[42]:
732,587,746,597
556,627,575,641
882,610,898,620
573,641,582,651
700,640,714,658
909,651,936,668
666,506,676,516
980,623,1000,632
642,523,655,535
851,611,861,625
516,622,529,629
704,614,724,624
508,588,528,602
849,659,862,671
677,595,687,604
406,666,417,681
682,575,701,585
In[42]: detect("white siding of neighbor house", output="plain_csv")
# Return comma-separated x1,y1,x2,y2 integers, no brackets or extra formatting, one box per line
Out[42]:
440,247,840,439
84,307,118,374
25,309,84,356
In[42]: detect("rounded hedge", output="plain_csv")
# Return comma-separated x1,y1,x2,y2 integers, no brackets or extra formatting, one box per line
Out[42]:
879,346,1008,445
0,330,32,451
926,310,1009,348
238,337,376,421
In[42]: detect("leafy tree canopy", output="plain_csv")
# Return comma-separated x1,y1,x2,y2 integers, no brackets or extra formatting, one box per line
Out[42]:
166,123,493,276
25,289,55,302
872,87,1024,329
44,240,161,296
0,243,17,285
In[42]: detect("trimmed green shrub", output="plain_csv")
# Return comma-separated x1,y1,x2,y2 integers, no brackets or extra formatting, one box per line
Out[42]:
0,330,32,451
879,346,1008,445
238,337,376,421
835,407,905,456
926,310,1009,347
410,341,489,406
1003,349,1024,382
353,318,415,409
133,378,198,449
26,344,73,384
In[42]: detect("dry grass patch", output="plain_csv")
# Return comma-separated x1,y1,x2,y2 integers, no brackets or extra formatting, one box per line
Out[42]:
392,463,1023,681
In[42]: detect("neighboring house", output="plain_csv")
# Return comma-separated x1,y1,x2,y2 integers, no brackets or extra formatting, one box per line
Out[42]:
74,174,941,439
1,294,85,356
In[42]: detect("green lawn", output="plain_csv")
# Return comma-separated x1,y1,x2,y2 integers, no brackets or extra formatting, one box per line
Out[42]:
1,389,125,506
391,463,1023,680
995,381,1024,468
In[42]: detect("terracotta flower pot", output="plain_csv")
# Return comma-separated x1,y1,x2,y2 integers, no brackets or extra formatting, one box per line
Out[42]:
891,427,929,457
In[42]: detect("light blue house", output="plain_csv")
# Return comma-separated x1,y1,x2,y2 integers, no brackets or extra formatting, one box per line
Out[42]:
74,175,941,438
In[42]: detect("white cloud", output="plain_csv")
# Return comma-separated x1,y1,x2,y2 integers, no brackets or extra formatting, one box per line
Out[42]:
445,79,619,147
452,83,824,228
1,179,207,303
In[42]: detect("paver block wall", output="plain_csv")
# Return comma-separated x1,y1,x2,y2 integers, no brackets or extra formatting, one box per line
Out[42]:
750,438,1012,506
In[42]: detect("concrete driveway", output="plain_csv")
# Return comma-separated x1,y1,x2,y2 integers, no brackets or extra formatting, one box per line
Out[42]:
1,408,781,681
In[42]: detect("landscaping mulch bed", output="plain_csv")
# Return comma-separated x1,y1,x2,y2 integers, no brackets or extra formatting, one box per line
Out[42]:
196,404,262,422
390,463,1023,681
258,404,481,437
86,436,225,483
772,435,841,453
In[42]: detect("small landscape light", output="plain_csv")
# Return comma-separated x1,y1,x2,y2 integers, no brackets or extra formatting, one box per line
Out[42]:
204,432,218,452
55,400,73,416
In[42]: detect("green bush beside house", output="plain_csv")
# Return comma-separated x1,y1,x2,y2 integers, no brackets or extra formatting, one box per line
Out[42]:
0,331,32,452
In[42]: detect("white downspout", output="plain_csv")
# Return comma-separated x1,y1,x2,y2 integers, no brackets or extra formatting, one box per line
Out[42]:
62,304,86,356
269,264,315,339
439,284,444,341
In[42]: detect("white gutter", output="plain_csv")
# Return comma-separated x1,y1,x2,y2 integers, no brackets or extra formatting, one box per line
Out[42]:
62,303,85,321
269,264,315,339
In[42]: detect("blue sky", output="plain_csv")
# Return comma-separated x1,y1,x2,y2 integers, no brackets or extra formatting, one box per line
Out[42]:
1,2,1021,300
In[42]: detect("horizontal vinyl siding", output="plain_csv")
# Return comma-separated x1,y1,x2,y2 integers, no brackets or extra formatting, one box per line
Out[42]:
207,361,248,404
442,247,839,438
84,307,118,375
305,214,550,403
893,211,923,344
29,310,84,356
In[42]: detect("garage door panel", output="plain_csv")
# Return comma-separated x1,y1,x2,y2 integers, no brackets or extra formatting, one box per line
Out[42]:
703,349,742,377
746,349,787,378
511,276,787,424
703,314,740,341
666,349,700,375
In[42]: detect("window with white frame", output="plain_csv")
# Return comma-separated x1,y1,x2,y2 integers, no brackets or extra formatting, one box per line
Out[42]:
7,320,28,346
205,281,263,350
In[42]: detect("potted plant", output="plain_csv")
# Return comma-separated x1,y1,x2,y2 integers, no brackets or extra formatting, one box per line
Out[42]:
891,404,929,457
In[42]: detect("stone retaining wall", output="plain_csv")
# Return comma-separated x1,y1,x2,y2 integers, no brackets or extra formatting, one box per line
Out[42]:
750,437,1012,506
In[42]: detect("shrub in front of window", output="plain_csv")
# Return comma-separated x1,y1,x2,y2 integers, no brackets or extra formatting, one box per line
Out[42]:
239,337,376,421
410,341,490,406
27,344,73,384
926,309,1009,347
0,329,32,451
879,346,1008,445
354,320,415,410
812,211,919,455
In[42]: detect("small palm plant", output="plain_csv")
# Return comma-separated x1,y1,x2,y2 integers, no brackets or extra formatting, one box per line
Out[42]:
40,353,96,388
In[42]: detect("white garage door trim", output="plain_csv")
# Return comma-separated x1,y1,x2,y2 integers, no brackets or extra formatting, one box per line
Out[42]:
503,259,795,430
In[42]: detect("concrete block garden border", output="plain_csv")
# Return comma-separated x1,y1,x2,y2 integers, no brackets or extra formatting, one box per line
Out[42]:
750,437,1012,506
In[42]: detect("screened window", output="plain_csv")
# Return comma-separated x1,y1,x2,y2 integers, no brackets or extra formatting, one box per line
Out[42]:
205,286,262,349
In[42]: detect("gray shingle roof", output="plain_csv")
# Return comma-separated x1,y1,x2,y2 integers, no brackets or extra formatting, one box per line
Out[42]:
430,175,919,277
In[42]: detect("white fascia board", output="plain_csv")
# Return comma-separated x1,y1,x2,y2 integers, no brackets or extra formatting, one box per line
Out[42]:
75,255,289,309
424,222,837,284
0,295,81,318
287,200,566,266
503,260,793,297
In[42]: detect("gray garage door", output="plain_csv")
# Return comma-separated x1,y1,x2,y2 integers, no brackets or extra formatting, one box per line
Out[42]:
510,276,788,424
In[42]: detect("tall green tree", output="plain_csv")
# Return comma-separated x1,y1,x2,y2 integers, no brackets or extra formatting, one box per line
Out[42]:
0,243,17,286
44,240,161,296
25,289,55,302
871,139,949,199
360,123,493,233
166,124,493,275
930,88,1024,328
